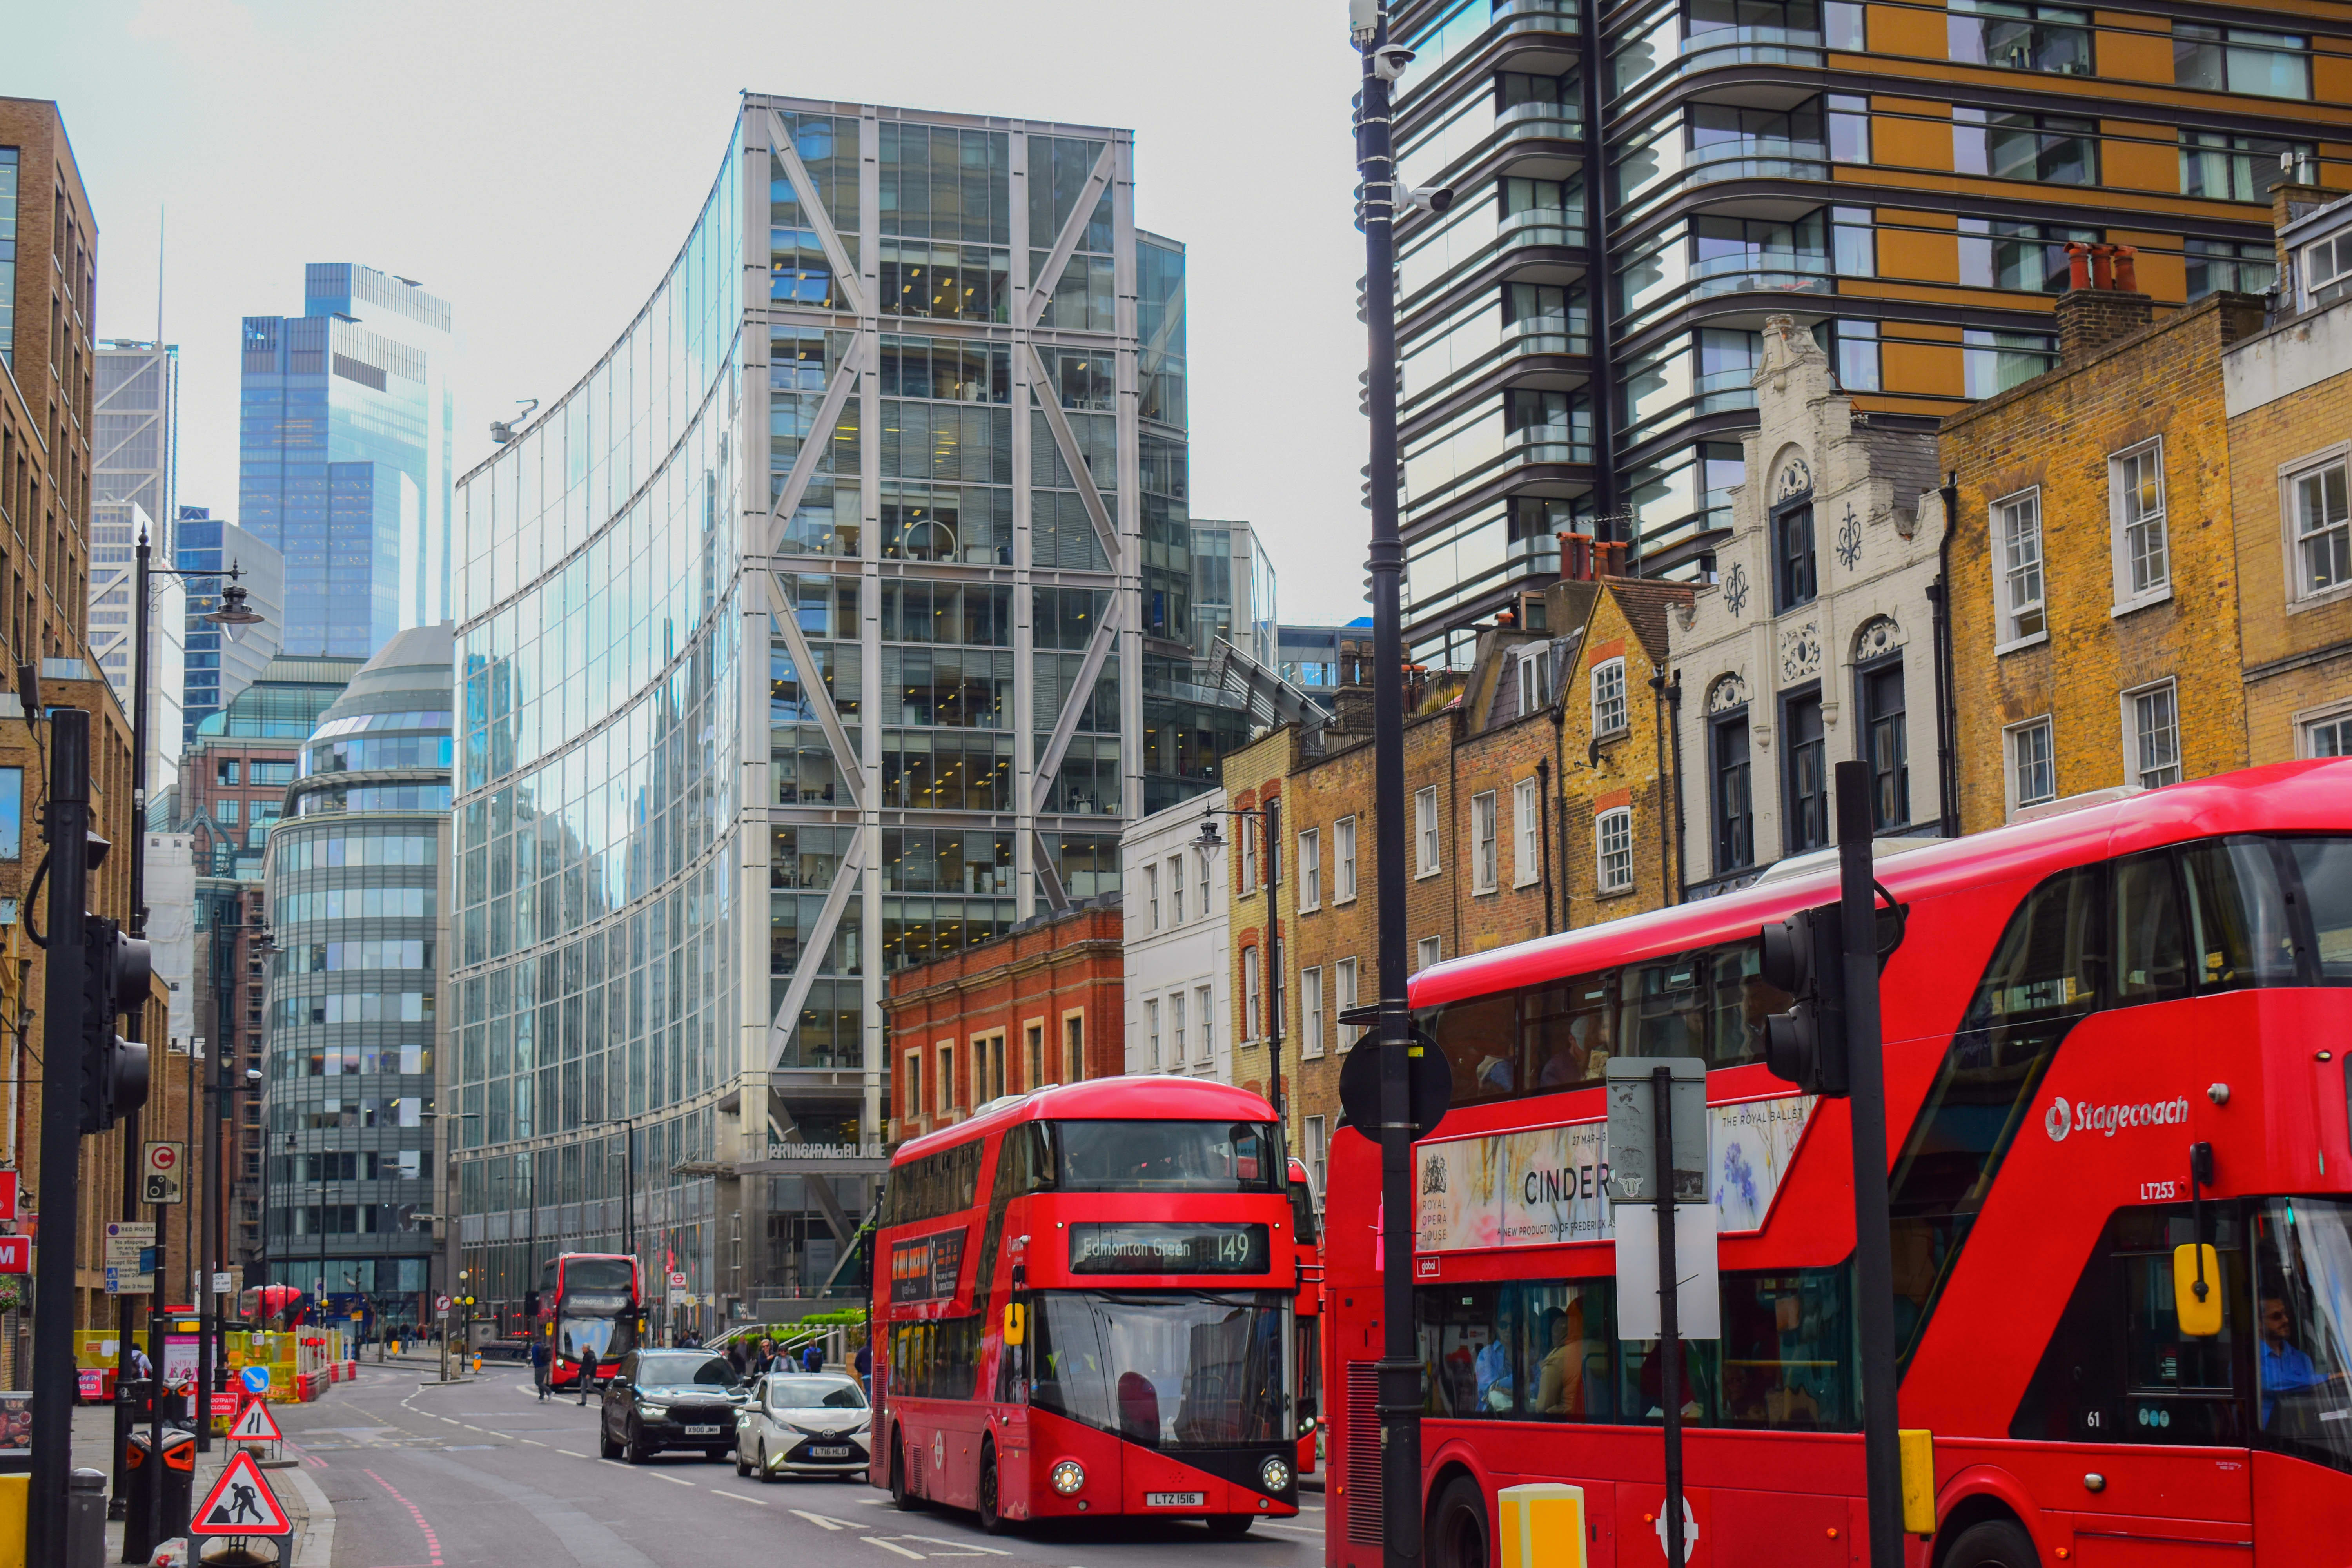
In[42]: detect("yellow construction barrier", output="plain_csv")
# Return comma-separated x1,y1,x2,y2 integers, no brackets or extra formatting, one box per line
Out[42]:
0,1472,26,1568
1499,1483,1587,1568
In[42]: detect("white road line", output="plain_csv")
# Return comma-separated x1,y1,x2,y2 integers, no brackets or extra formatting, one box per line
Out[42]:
792,1509,869,1530
869,1541,927,1561
1260,1522,1323,1537
906,1535,1012,1555
653,1472,699,1487
714,1490,771,1506
558,1450,588,1459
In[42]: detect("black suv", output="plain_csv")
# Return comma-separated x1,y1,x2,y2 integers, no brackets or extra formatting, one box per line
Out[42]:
598,1349,747,1463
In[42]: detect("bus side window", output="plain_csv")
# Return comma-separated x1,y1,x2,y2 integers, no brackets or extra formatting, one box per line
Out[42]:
2113,851,2192,1005
1416,1283,1505,1418
1708,941,1784,1069
1519,975,1613,1093
2283,837,2352,983
2181,838,2299,991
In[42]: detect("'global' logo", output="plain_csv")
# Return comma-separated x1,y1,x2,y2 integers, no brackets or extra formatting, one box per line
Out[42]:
2045,1092,2190,1143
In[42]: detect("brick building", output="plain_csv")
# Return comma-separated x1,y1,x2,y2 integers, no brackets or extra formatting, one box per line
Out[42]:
1671,317,1951,895
0,97,186,1344
2224,186,2352,760
1943,271,2264,827
880,899,1123,1150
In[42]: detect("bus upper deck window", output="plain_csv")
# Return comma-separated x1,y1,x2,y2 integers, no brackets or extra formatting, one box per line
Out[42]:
2182,838,2298,990
2113,851,2191,1004
2284,837,2352,983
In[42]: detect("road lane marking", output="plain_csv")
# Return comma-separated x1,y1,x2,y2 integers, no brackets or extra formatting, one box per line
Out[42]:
363,1467,446,1568
715,1490,771,1506
519,1438,545,1446
653,1472,698,1487
557,1450,588,1459
905,1535,1012,1555
1260,1522,1322,1537
869,1541,927,1560
792,1510,870,1530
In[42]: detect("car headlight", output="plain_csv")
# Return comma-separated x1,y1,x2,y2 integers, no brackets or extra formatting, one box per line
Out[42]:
640,1404,668,1421
1260,1456,1293,1493
1050,1459,1086,1496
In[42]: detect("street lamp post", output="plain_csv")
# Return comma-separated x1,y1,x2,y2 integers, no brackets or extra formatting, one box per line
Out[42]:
1191,802,1285,1160
1348,8,1423,1567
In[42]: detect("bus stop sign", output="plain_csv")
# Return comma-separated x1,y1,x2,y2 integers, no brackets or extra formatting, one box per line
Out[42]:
1602,1057,1707,1205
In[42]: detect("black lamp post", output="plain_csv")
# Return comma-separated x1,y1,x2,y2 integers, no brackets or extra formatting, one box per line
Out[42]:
1190,803,1285,1162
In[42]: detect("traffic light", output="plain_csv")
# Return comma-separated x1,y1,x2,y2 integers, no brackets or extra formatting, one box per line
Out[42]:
1760,902,1848,1098
78,914,151,1134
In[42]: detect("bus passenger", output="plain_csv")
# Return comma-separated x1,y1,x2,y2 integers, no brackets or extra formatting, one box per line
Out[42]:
1535,1300,1588,1416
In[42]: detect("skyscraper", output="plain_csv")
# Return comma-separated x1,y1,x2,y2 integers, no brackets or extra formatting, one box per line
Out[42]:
176,506,285,747
240,265,454,659
92,339,183,788
447,94,1236,1329
1387,0,2344,667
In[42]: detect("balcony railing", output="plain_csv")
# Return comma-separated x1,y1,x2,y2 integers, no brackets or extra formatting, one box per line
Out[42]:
1494,0,1577,29
1689,251,1837,299
1505,424,1593,465
1503,316,1590,358
1684,138,1832,187
1681,25,1826,71
1496,101,1581,143
1500,206,1583,250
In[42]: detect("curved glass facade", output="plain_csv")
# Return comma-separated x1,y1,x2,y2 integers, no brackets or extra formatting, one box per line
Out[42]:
447,95,1231,1334
262,624,453,1327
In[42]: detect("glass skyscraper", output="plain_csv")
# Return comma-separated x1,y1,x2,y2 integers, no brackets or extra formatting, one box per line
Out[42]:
448,94,1233,1330
261,623,454,1328
240,264,455,660
177,506,286,748
92,340,183,786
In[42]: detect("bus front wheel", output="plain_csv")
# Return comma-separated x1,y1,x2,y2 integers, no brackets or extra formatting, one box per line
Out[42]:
976,1439,1006,1535
1942,1519,2040,1568
1428,1476,1491,1568
1205,1517,1254,1539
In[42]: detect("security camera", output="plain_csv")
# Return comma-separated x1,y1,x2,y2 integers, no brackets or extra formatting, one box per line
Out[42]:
1405,186,1456,215
1373,44,1416,81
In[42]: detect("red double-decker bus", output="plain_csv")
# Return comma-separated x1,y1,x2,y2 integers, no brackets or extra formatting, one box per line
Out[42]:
532,1253,643,1391
1289,1155,1324,1480
1324,759,2352,1568
872,1077,1309,1535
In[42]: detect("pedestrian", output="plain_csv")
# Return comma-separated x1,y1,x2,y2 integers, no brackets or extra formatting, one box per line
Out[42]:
726,1339,747,1378
531,1334,550,1400
753,1337,777,1376
802,1340,823,1373
126,1343,153,1385
853,1334,872,1397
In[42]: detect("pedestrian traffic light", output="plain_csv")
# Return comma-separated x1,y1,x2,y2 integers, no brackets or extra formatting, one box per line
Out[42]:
1760,902,1848,1098
78,914,151,1133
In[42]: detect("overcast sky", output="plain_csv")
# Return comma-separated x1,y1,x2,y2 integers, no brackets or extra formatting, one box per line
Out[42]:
6,0,1375,625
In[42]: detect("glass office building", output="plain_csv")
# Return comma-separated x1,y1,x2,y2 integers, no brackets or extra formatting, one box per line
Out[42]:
447,95,1230,1328
1389,0,2342,667
240,264,456,661
261,623,454,1328
176,507,287,747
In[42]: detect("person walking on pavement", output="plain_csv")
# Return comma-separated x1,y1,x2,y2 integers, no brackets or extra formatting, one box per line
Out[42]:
853,1334,872,1398
802,1340,824,1373
532,1334,550,1400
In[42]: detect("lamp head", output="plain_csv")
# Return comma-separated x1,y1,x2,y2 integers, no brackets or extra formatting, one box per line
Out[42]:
1192,811,1225,851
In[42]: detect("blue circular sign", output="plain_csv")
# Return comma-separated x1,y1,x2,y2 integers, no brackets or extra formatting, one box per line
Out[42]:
240,1366,271,1393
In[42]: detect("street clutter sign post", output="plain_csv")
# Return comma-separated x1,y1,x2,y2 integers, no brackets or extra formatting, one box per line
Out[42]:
1606,1056,1712,1568
190,1446,292,1553
141,1141,185,1205
104,1220,156,1295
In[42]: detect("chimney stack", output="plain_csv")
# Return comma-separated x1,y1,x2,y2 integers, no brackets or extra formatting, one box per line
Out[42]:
2055,242,2153,363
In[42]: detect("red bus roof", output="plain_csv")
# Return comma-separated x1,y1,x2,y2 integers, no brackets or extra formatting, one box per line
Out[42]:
891,1074,1276,1165
1410,757,2352,1011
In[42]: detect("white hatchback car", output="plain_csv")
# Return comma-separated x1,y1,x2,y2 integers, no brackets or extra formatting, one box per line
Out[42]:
734,1372,872,1482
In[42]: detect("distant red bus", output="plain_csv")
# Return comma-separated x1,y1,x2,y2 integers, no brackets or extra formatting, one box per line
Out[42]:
1289,1155,1323,1479
872,1078,1308,1536
1324,759,2352,1568
532,1253,642,1391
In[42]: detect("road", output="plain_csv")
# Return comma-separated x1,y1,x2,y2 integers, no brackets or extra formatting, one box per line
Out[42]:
271,1365,1327,1568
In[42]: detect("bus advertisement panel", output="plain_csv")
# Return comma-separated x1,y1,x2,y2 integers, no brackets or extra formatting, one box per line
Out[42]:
1323,759,2352,1568
872,1078,1312,1537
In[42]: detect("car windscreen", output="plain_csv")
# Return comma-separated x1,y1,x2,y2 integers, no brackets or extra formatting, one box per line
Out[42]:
1053,1120,1280,1192
766,1376,867,1409
634,1353,737,1387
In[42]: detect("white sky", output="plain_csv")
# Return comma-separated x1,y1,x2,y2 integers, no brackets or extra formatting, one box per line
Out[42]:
5,0,1376,626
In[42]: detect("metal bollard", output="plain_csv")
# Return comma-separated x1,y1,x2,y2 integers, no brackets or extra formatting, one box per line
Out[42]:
65,1467,108,1568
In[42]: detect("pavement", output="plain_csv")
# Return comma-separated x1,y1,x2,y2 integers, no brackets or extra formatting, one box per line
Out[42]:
68,1388,331,1566
247,1359,1328,1567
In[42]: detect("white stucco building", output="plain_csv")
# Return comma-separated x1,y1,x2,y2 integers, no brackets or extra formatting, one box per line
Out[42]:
1673,317,1950,897
1120,791,1231,1082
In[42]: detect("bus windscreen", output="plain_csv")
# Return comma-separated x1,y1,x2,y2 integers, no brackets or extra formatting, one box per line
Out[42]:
557,1317,617,1365
562,1259,635,1310
1030,1290,1287,1447
1053,1121,1281,1192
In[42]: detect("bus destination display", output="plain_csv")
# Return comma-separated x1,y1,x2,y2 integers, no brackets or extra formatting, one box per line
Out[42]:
1069,1222,1270,1274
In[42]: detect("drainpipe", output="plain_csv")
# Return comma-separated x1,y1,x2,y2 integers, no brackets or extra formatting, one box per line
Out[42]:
1647,670,1675,905
1664,671,1686,902
1536,756,1555,933
1931,472,1961,840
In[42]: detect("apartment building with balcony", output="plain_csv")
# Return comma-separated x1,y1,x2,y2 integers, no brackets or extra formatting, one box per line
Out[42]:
1389,0,2352,669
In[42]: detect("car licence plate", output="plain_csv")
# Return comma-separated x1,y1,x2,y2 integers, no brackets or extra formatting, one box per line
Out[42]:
1146,1492,1206,1508
683,1424,722,1436
809,1445,852,1458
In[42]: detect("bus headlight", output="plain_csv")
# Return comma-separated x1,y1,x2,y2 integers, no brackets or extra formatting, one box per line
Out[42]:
1050,1459,1086,1495
1260,1456,1293,1493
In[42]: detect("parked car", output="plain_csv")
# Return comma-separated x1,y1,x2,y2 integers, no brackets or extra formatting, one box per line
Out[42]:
734,1372,871,1482
598,1349,748,1463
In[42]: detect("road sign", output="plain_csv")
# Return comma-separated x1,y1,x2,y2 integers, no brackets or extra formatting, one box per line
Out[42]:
0,1168,18,1221
436,1294,452,1314
1615,1200,1721,1340
212,1392,241,1416
0,1237,25,1274
239,1365,272,1394
1602,1057,1708,1205
190,1449,291,1535
142,1141,185,1205
229,1399,284,1443
104,1220,156,1264
212,1269,241,1297
667,1272,688,1290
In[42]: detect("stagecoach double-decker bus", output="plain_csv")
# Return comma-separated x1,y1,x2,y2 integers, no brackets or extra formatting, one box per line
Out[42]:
872,1077,1310,1535
1323,759,2352,1568
531,1252,644,1391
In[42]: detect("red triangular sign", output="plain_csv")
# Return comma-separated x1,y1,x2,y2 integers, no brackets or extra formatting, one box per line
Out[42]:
228,1399,283,1443
189,1450,291,1536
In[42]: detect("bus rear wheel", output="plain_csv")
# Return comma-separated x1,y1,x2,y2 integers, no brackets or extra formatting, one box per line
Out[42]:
1205,1517,1254,1539
1942,1519,2040,1568
1428,1477,1490,1568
